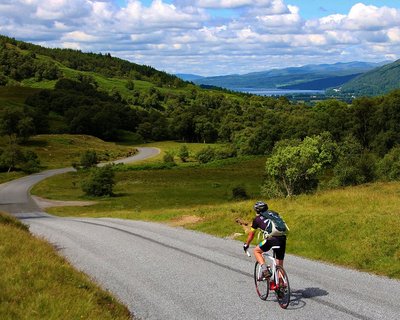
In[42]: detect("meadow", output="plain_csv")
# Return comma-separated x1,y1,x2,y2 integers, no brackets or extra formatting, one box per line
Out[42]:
0,134,136,183
31,142,400,279
0,211,131,320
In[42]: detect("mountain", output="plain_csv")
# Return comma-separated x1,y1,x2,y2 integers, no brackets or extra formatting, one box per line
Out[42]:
192,61,388,90
176,73,204,81
329,59,400,96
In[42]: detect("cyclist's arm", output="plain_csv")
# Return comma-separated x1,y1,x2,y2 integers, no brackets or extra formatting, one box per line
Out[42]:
245,227,257,246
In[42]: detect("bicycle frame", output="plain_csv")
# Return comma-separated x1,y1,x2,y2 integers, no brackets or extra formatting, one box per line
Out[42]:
262,245,280,284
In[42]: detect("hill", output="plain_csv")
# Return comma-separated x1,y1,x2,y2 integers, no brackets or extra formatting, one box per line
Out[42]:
0,35,184,89
192,61,387,90
176,73,204,81
329,59,400,96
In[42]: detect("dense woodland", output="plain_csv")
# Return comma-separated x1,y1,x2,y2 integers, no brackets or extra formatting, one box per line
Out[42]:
1,35,400,196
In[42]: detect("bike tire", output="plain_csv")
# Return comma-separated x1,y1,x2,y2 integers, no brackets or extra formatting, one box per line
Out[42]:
274,265,290,309
254,262,269,300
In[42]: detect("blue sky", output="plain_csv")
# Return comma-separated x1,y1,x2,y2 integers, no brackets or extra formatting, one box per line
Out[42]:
1,1,400,76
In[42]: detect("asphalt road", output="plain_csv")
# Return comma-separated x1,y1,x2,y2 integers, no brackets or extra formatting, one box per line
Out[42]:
1,147,399,320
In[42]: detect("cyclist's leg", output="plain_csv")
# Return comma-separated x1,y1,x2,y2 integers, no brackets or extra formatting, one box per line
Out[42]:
254,243,267,265
273,236,286,267
254,239,273,269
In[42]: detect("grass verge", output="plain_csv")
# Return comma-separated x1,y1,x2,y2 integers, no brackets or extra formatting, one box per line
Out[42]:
0,211,131,320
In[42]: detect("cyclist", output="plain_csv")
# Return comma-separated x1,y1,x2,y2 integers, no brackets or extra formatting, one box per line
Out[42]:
243,201,288,279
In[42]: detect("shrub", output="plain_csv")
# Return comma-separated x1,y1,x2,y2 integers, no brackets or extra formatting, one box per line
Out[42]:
231,185,249,200
215,145,237,160
333,153,378,187
178,145,189,162
195,146,216,163
163,151,175,164
81,165,115,197
20,150,41,173
378,147,400,181
80,150,98,169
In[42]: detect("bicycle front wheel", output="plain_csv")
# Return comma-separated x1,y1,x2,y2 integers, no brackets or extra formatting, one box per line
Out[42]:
275,265,290,309
254,262,269,300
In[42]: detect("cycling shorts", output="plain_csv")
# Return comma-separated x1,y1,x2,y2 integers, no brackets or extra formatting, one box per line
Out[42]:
258,236,286,260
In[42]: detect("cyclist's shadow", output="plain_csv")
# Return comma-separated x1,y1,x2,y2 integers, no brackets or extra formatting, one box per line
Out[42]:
285,287,329,310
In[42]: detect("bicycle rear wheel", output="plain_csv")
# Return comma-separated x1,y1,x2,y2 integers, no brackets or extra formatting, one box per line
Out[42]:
254,262,269,300
275,265,290,309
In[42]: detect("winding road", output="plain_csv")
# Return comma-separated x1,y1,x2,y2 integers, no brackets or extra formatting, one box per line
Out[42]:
1,147,399,319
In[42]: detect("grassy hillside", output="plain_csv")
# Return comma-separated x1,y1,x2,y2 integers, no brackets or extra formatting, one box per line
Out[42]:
331,59,400,96
0,134,136,183
31,148,400,279
0,211,131,320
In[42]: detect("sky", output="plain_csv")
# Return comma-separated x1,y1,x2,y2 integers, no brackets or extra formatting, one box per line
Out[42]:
1,1,400,76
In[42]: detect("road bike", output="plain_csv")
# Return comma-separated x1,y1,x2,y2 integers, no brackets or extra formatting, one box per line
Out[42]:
246,246,291,309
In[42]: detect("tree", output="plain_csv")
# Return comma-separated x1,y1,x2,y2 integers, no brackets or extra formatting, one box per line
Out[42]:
377,146,400,181
82,165,115,197
0,108,35,142
0,144,24,172
332,135,377,187
264,133,336,197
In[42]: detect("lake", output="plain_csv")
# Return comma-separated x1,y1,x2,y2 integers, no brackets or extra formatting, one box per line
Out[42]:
233,88,326,96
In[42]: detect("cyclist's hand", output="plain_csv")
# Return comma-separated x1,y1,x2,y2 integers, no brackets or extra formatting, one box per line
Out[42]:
243,243,249,252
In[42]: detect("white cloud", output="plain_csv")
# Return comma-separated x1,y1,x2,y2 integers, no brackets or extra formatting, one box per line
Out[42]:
195,0,287,11
0,1,399,75
62,31,99,42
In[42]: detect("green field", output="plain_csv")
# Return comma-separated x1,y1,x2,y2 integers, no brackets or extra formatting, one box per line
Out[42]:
0,134,137,183
0,212,131,320
31,144,400,279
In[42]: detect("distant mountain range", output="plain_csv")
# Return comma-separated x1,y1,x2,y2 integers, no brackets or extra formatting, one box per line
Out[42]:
177,61,390,92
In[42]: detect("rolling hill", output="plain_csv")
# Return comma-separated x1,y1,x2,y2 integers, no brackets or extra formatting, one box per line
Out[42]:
329,59,400,96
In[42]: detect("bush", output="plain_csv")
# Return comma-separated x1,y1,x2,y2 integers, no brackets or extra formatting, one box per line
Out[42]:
215,145,237,160
261,179,286,199
332,152,377,187
378,147,400,181
163,151,175,164
81,165,115,197
195,146,216,163
80,150,99,169
178,145,189,162
20,150,41,173
231,185,249,200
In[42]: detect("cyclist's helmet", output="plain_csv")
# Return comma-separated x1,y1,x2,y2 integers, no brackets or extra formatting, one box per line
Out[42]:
254,201,268,214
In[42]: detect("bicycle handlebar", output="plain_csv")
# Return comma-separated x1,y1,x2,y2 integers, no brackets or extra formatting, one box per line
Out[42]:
245,249,251,257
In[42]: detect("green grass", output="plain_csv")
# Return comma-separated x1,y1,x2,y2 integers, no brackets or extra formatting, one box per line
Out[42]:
0,134,137,184
132,141,228,164
0,86,42,109
24,134,137,169
32,156,266,211
0,211,131,320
